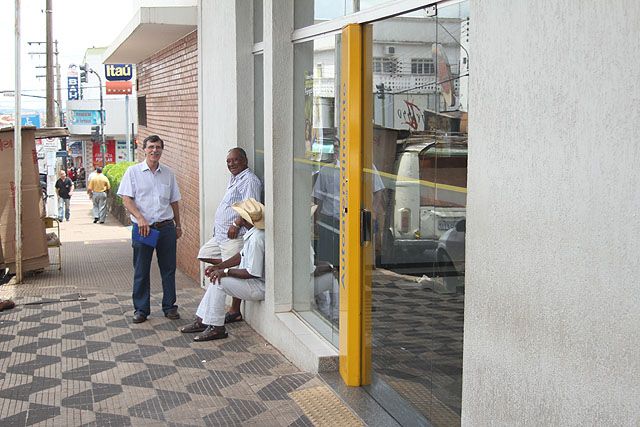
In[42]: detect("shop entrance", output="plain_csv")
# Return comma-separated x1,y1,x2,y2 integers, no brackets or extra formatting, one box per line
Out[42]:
339,2,469,425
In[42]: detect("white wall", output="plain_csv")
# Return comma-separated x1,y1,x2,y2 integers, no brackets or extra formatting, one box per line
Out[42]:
463,1,640,425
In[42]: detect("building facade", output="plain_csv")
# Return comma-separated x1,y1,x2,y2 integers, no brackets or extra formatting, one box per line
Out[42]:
108,1,640,425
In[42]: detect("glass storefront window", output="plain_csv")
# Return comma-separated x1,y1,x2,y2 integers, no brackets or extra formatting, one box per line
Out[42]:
294,0,398,29
364,2,469,425
292,34,341,347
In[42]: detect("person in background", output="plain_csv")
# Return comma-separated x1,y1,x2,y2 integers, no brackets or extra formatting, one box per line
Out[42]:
55,170,74,222
87,167,110,224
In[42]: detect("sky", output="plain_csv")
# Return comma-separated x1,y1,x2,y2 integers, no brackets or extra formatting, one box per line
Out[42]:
0,0,135,111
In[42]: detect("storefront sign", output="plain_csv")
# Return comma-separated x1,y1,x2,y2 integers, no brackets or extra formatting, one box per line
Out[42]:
21,114,41,128
68,65,79,100
92,140,116,167
105,64,133,81
106,80,132,95
69,110,104,126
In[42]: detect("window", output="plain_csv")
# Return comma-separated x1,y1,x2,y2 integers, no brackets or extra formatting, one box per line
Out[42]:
373,57,398,74
137,96,147,127
411,58,435,75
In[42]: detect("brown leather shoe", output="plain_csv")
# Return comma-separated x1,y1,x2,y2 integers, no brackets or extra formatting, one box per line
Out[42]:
179,320,206,333
193,325,228,342
0,299,15,312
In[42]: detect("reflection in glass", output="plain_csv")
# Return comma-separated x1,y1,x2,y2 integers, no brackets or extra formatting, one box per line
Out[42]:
292,35,341,347
365,3,469,425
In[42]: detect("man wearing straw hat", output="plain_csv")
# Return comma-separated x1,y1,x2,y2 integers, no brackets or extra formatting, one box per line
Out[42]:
180,198,265,341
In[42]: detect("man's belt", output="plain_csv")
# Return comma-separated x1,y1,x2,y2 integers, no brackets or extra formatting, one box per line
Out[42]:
150,219,174,229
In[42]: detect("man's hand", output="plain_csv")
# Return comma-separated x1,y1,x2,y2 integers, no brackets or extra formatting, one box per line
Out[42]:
204,265,219,278
137,218,151,237
176,226,183,239
227,224,239,239
209,268,226,284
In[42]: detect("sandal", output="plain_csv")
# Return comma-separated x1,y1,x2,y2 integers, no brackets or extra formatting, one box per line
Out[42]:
179,321,206,333
224,311,243,324
194,325,228,342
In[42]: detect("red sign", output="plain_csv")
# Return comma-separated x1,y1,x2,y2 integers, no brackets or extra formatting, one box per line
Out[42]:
106,80,132,95
92,140,116,167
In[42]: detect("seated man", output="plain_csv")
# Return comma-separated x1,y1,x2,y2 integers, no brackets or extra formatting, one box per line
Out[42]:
180,198,265,341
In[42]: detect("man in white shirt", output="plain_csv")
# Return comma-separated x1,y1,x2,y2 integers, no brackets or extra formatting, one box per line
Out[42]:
198,147,262,323
180,198,265,341
118,135,182,324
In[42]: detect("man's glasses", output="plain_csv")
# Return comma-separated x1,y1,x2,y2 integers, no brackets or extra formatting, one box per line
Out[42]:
146,146,163,151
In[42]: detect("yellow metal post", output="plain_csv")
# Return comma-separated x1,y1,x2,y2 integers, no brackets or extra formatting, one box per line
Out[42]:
339,23,373,387
339,24,363,386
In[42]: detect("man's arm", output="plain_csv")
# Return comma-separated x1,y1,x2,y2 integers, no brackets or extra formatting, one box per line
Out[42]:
170,201,182,239
204,253,241,277
121,195,151,237
209,266,257,283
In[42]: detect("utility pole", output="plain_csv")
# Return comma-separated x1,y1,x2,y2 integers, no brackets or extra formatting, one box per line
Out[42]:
88,68,105,167
55,40,62,126
45,0,54,127
15,0,24,284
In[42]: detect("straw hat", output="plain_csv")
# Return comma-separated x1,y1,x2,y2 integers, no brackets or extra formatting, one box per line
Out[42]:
232,198,265,229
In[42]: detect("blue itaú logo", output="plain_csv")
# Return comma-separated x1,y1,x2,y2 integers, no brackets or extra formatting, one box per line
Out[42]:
104,64,133,81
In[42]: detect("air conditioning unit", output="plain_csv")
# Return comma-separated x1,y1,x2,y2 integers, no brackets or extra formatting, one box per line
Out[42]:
384,46,396,55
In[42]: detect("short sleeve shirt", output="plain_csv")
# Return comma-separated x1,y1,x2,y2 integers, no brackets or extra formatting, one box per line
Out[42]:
238,227,265,281
117,161,181,224
213,168,262,242
55,178,74,199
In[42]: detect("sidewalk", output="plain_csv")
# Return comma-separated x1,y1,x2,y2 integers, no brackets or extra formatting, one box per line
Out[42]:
0,191,365,426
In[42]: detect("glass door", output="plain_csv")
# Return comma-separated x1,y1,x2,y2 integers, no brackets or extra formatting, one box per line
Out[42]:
355,2,469,425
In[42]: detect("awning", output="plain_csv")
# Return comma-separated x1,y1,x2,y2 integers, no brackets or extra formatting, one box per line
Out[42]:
103,6,197,64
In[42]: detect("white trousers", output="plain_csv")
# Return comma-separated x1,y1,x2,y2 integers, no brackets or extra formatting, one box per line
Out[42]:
196,277,265,326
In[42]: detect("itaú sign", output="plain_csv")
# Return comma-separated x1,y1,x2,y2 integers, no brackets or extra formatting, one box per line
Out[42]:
105,64,133,81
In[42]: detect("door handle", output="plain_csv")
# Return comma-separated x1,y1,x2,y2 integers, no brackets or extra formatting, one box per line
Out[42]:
361,209,372,246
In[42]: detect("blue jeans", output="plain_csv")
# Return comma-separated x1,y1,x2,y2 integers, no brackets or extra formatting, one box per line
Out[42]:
57,197,71,221
132,223,177,316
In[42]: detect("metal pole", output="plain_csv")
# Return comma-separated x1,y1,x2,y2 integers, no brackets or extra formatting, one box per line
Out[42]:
45,0,54,127
55,40,63,126
98,74,105,167
14,0,23,283
125,95,130,161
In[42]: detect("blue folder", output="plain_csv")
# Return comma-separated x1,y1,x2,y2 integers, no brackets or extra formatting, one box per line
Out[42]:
132,223,160,248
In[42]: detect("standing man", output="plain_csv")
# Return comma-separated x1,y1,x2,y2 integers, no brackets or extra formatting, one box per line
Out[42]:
118,135,182,324
87,167,111,224
54,170,74,222
197,147,262,323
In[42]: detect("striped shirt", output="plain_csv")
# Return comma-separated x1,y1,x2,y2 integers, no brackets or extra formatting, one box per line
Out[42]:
213,168,262,242
117,161,181,225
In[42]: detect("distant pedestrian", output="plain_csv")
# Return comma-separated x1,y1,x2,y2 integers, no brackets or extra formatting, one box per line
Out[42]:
87,167,110,224
87,169,97,197
54,170,74,222
118,135,182,324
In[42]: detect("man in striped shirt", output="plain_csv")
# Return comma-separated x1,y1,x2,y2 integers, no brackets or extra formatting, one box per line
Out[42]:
198,147,262,323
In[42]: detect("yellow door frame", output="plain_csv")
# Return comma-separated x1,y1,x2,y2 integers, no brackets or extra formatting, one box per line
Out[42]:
339,23,373,387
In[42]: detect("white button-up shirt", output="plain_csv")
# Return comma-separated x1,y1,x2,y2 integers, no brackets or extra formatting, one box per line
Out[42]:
117,161,181,224
238,227,265,281
213,168,262,242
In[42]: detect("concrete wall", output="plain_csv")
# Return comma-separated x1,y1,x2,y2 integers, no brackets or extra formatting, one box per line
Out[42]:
463,1,640,425
137,31,200,281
